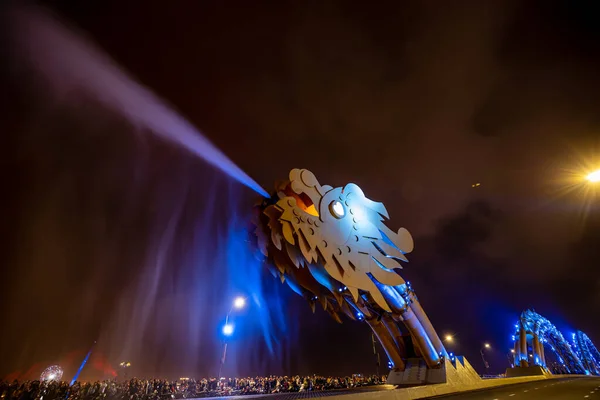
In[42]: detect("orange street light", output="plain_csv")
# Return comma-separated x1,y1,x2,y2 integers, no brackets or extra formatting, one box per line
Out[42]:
586,169,600,183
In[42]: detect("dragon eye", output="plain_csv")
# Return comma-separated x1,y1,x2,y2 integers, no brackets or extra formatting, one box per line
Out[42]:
329,200,345,218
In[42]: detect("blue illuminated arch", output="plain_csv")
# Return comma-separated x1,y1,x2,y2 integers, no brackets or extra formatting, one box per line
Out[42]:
573,331,600,375
512,310,592,375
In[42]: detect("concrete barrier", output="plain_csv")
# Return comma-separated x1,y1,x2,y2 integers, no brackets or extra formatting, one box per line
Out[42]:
323,362,582,400
323,377,548,400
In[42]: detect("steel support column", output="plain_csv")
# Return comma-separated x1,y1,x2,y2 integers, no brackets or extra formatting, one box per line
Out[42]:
513,340,521,366
519,324,529,367
540,340,546,367
532,334,542,366
381,314,407,361
401,307,441,368
366,316,405,370
407,293,448,359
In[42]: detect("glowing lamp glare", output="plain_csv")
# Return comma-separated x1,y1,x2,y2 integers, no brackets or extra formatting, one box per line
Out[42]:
587,170,600,183
222,323,234,336
233,296,246,309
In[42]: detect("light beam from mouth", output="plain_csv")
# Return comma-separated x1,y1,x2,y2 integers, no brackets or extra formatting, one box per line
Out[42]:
8,4,269,197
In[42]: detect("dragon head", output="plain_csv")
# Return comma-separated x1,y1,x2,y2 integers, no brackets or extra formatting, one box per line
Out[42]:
254,169,414,316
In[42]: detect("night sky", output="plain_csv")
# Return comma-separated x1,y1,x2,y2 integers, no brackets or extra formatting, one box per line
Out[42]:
1,0,599,381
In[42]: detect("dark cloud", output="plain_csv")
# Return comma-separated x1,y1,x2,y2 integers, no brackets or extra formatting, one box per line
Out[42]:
433,200,502,260
473,0,600,138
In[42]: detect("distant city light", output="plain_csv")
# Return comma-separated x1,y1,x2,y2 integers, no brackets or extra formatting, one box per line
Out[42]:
233,296,246,309
471,183,481,188
40,365,63,382
222,323,234,336
444,334,454,342
484,343,491,349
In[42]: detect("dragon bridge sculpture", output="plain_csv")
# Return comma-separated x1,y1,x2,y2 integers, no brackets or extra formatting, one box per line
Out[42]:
253,169,447,372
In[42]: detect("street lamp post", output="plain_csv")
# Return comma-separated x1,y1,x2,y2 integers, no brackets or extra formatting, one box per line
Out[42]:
119,362,131,381
443,334,455,359
218,296,246,379
371,333,381,377
480,343,491,373
508,349,516,368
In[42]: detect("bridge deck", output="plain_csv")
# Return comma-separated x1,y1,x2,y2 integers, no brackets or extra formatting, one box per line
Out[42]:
192,375,599,400
189,385,395,400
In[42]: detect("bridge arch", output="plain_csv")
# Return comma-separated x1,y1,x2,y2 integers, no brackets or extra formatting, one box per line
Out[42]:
512,310,598,375
573,331,600,375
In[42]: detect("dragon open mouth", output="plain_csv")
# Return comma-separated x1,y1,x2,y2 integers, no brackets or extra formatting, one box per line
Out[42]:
283,185,319,217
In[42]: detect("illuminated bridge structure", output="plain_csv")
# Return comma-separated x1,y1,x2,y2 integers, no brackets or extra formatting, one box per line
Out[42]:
254,169,452,385
511,309,600,376
572,331,600,375
253,170,600,385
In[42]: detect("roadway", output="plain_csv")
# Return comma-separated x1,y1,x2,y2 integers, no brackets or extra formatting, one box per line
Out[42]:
195,378,600,400
425,377,600,399
191,384,390,400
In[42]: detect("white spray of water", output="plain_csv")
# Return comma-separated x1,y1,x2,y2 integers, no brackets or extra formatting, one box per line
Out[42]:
3,4,297,377
8,4,269,198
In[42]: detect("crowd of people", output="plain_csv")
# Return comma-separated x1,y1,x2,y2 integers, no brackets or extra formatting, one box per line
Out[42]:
0,374,386,400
